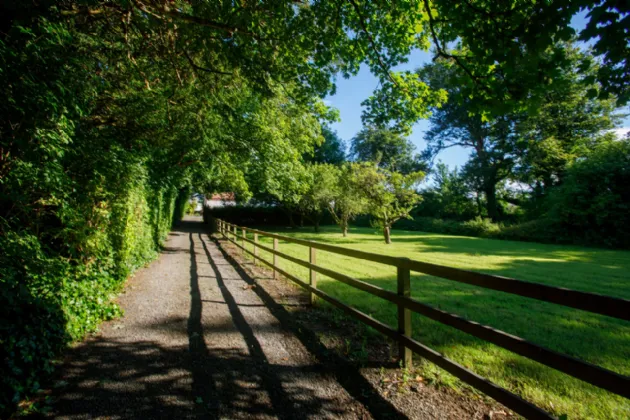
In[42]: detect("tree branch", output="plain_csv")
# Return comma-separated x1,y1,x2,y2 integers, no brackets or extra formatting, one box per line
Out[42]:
183,49,233,75
138,2,270,41
422,0,490,90
346,0,398,86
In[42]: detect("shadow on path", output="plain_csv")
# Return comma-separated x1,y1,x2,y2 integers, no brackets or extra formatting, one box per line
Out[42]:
48,218,397,419
211,235,406,419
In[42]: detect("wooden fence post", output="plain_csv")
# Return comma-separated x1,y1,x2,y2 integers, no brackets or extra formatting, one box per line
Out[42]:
273,238,278,279
398,263,412,368
241,227,246,252
309,247,317,305
253,232,258,263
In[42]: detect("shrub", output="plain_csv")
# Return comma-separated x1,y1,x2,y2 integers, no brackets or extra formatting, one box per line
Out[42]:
394,216,501,237
546,140,630,248
492,219,562,244
206,204,335,228
0,181,186,415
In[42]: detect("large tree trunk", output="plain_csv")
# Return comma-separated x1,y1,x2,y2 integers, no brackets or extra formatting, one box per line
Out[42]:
484,184,499,222
383,226,392,244
288,211,297,228
314,220,320,233
342,223,348,237
475,191,483,217
473,139,501,221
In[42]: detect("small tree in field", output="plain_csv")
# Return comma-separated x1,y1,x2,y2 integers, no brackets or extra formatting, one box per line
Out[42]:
328,163,369,236
299,164,338,232
362,166,424,244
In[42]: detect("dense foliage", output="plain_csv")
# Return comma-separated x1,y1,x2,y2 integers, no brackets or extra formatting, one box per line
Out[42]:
2,0,629,415
350,127,426,174
411,46,628,246
305,126,347,165
547,139,630,248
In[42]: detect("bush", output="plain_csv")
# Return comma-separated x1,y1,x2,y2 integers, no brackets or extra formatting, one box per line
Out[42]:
0,180,186,415
393,214,629,249
546,140,630,248
492,219,563,244
394,216,501,237
206,204,335,228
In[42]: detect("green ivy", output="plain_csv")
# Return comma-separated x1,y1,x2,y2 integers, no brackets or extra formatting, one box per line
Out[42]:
0,177,185,414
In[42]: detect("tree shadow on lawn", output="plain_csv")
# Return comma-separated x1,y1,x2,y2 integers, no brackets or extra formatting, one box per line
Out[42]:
308,269,630,419
319,266,630,368
256,226,387,245
379,232,629,263
260,227,630,291
281,230,630,297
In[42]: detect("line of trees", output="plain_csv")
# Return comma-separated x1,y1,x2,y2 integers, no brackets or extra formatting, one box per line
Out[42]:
2,0,629,416
250,126,424,244
248,45,630,248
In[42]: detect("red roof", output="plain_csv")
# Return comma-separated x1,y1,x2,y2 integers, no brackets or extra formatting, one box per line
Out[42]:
209,192,235,201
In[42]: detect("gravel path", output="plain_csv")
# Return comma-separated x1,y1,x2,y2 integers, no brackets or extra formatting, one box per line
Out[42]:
47,217,371,419
47,216,509,420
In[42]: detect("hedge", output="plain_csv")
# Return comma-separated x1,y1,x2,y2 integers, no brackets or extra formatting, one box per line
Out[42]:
0,180,188,416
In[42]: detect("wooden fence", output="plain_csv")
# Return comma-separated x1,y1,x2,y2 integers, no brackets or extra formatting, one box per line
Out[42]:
213,218,629,420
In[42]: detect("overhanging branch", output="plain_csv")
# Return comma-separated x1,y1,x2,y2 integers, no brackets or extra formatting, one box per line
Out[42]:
346,0,398,86
184,49,233,76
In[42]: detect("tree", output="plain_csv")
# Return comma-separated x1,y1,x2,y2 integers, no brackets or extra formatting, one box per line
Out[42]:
363,1,630,132
306,126,347,165
416,163,477,220
419,60,516,221
418,44,622,222
351,127,427,174
298,164,339,232
547,138,630,248
327,163,370,237
361,166,424,244
512,47,623,203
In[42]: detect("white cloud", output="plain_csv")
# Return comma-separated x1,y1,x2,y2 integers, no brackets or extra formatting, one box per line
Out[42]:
611,127,630,139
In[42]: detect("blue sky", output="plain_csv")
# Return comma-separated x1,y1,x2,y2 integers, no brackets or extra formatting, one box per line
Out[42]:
325,12,630,169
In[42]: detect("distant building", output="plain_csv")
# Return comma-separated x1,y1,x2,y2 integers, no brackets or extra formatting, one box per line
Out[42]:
204,192,236,208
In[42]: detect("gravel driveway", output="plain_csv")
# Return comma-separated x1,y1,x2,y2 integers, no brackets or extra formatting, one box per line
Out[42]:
47,216,510,420
47,217,372,419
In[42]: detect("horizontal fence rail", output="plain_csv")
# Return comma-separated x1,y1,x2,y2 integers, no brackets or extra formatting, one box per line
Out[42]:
213,218,630,420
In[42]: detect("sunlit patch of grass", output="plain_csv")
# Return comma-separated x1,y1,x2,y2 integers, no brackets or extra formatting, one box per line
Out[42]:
236,225,630,420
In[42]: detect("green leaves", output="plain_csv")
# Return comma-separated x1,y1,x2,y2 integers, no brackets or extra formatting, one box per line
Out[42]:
353,163,424,242
350,126,427,174
361,71,447,133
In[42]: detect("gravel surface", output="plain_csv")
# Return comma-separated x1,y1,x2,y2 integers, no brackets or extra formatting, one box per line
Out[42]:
47,217,368,419
46,216,510,420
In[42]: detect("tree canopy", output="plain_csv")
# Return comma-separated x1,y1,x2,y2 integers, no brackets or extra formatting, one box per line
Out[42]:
2,0,630,415
418,44,624,221
305,126,347,165
350,127,426,174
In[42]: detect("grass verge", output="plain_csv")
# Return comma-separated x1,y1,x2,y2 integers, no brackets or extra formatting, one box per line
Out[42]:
235,225,630,420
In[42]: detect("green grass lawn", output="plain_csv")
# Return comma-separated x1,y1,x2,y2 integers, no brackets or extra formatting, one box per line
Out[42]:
236,225,630,419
